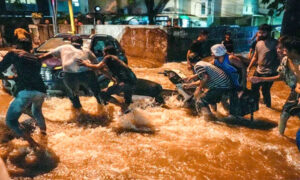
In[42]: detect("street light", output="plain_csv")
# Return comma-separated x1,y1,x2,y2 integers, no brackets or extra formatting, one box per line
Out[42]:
94,6,101,13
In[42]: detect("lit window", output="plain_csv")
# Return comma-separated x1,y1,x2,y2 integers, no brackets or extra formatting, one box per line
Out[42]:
201,3,206,15
5,0,37,11
5,0,36,4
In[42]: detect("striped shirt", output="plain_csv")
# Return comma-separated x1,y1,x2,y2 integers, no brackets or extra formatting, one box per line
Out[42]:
194,61,232,89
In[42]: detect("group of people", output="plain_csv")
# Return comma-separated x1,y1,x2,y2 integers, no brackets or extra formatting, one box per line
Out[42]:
185,24,300,142
0,35,137,146
0,23,299,151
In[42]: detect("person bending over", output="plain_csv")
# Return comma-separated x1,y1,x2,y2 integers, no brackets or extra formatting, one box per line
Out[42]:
183,60,233,119
39,36,105,112
0,40,46,146
79,46,137,114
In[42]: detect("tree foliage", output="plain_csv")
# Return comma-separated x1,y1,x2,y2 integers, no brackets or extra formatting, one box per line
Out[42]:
262,0,300,37
145,0,169,24
261,0,286,16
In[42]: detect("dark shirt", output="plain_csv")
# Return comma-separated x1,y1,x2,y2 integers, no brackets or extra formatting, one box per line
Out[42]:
189,40,210,58
222,39,234,53
0,50,46,95
104,55,137,85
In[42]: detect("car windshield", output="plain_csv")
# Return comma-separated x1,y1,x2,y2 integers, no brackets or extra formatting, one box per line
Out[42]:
91,37,118,57
36,37,91,52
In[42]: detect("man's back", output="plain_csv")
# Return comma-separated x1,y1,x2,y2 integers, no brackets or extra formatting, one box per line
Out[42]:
51,44,97,72
105,55,137,84
0,50,46,95
194,61,232,89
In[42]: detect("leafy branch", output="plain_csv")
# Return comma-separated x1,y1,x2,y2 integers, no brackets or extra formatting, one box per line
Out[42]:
262,0,286,16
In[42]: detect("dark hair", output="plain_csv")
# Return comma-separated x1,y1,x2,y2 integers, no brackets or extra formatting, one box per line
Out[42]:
278,35,288,44
199,30,209,36
225,32,231,36
104,46,117,55
259,24,272,32
70,36,83,47
16,39,32,52
282,36,300,55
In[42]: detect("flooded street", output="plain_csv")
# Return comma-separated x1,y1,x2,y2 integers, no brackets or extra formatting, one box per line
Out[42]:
0,61,299,179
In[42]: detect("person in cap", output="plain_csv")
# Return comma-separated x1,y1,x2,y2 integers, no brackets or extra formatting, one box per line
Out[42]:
39,36,105,113
186,30,210,71
211,44,246,90
247,24,279,108
210,44,247,116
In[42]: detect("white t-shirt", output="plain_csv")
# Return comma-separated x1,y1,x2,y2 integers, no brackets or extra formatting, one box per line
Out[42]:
50,44,98,72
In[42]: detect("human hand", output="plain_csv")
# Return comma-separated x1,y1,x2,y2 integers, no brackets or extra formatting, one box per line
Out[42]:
77,59,88,66
246,67,251,76
249,76,261,84
7,75,18,80
182,83,191,89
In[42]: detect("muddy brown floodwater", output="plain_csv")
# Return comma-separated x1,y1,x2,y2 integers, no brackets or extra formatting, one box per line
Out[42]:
0,61,299,179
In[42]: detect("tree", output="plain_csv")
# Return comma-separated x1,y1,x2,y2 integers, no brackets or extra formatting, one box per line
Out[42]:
262,0,300,37
145,0,169,25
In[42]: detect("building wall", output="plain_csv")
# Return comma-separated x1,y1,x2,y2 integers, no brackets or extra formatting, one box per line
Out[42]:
243,0,259,15
220,0,243,17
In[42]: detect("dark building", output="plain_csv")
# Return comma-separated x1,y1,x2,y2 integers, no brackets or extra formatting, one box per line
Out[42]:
0,0,50,45
0,0,50,16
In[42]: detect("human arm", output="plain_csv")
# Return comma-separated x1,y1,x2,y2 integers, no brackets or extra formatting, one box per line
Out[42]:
38,45,64,61
38,52,54,61
193,73,208,99
229,55,247,89
0,74,17,80
0,52,13,73
249,75,280,84
78,56,117,82
186,50,193,70
248,48,253,59
183,74,198,82
247,50,257,74
0,158,10,180
78,59,104,70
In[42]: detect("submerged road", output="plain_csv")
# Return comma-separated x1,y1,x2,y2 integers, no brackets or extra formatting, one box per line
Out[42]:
0,58,299,179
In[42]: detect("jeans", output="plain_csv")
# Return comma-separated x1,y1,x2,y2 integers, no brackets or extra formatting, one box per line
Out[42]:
104,82,135,105
251,71,276,108
6,90,46,136
63,71,104,109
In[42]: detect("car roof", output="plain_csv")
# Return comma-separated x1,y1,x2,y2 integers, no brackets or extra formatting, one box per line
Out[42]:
54,33,114,39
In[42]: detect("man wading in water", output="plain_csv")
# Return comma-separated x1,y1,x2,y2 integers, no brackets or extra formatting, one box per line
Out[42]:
39,36,105,115
0,39,46,146
247,24,279,108
183,59,233,119
79,46,137,114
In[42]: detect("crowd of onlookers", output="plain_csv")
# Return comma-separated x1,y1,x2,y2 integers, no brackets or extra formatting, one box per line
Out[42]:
185,24,300,150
